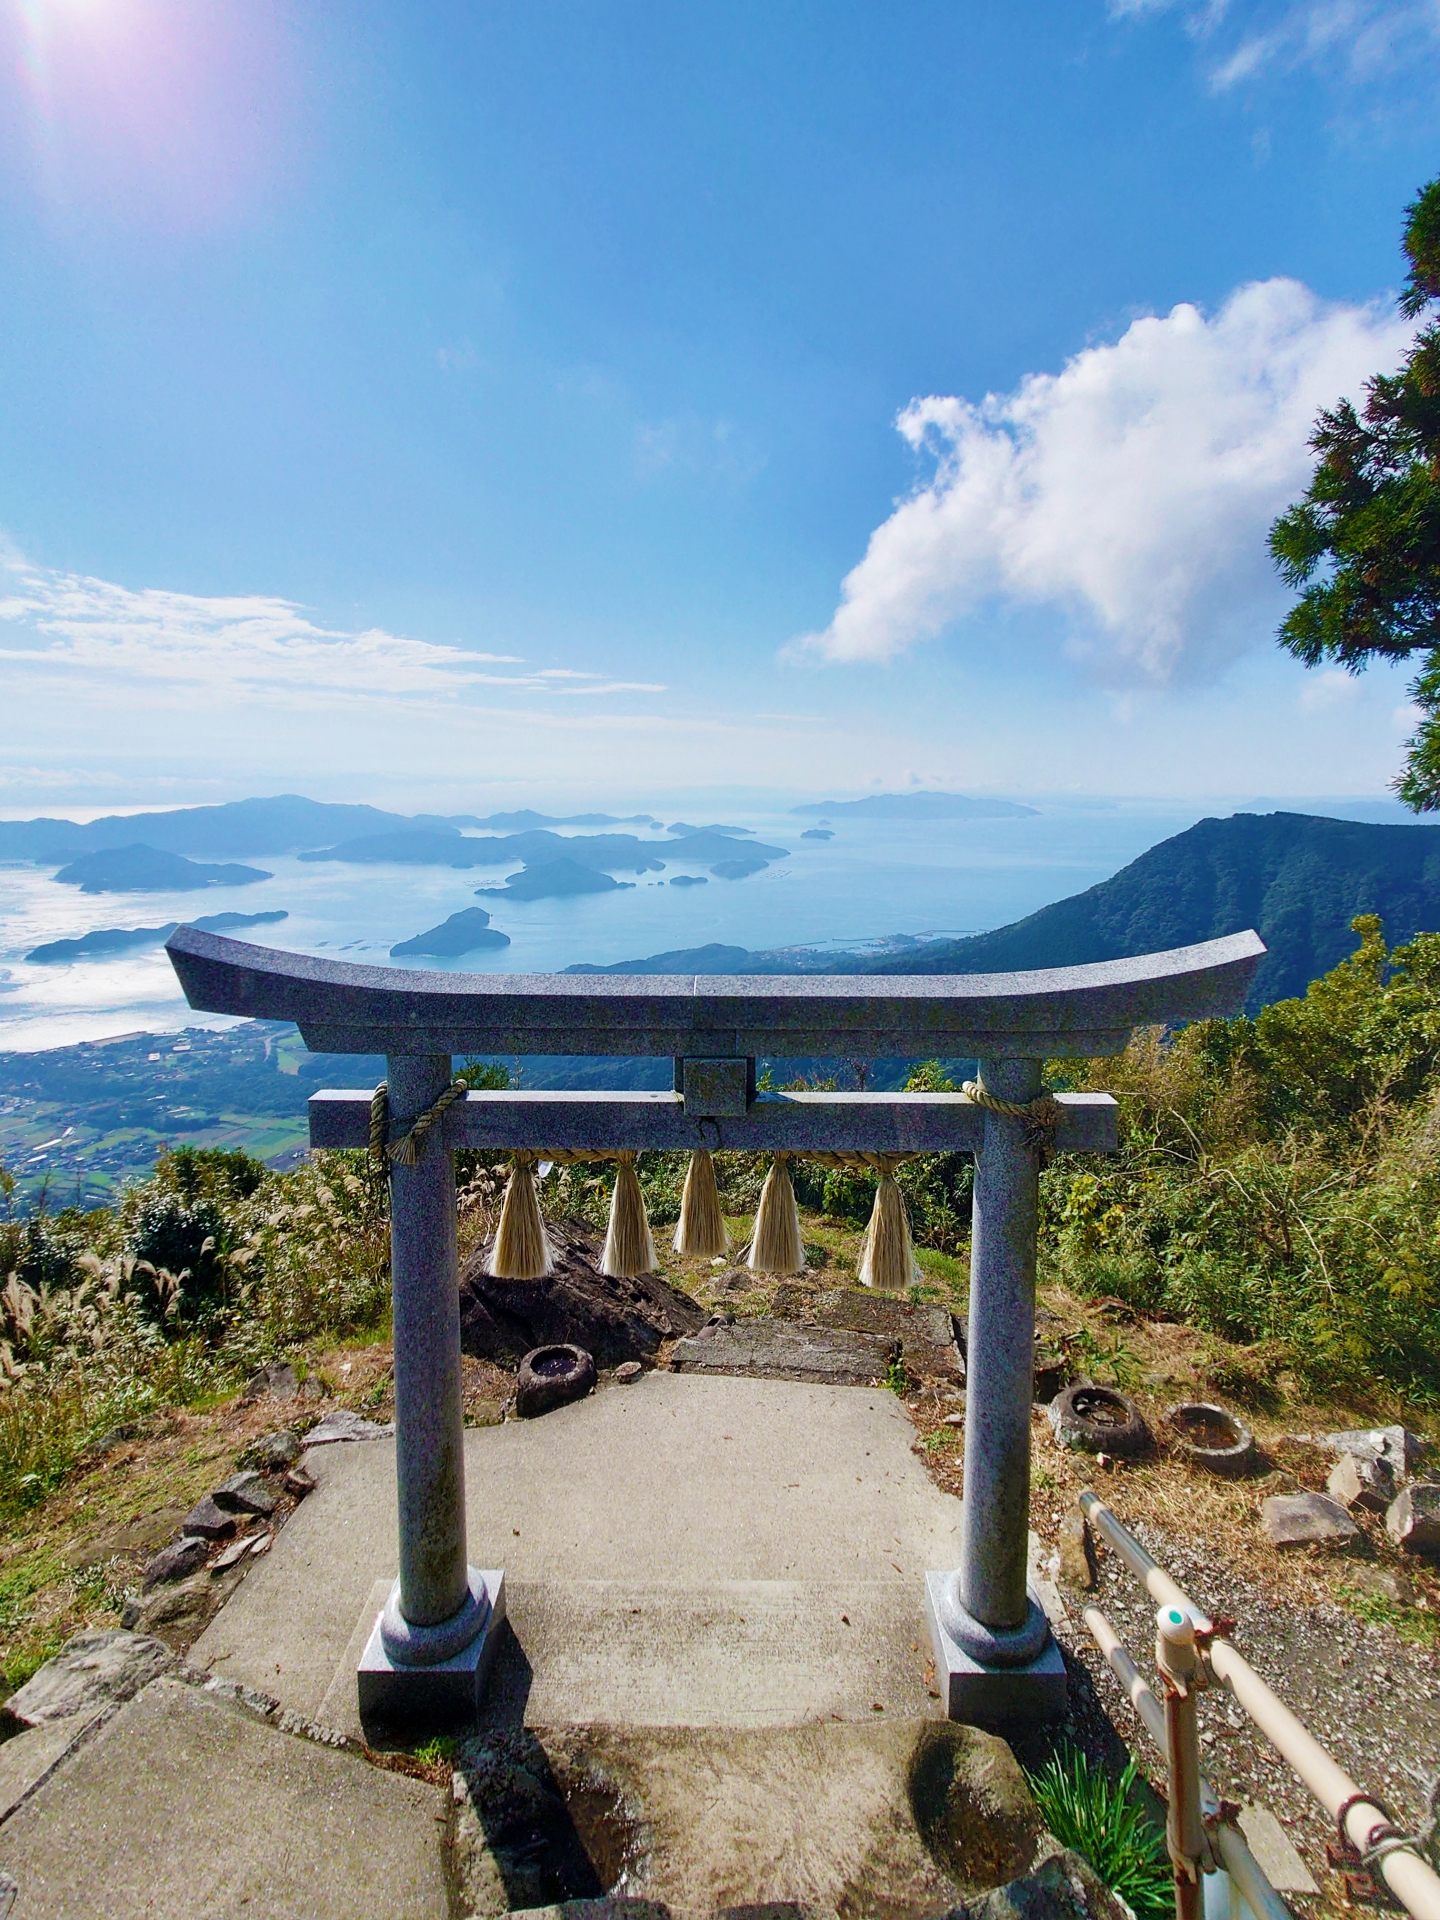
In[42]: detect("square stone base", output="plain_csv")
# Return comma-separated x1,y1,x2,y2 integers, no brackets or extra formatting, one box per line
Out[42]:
357,1570,506,1729
924,1572,1067,1730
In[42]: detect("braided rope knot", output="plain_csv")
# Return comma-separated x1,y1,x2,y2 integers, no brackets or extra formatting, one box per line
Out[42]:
368,1079,468,1168
962,1079,1066,1166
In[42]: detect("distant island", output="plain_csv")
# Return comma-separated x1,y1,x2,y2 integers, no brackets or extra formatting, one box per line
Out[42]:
711,853,770,879
670,874,707,887
299,824,788,883
389,907,510,958
0,793,661,863
476,856,632,901
27,909,288,964
791,792,1037,820
51,846,274,895
666,821,754,836
801,828,833,840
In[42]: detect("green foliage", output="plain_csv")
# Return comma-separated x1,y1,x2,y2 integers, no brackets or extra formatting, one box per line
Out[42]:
1025,1746,1171,1920
1269,176,1440,807
1046,917,1440,1397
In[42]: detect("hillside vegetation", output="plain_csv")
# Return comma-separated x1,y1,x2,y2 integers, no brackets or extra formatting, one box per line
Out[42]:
866,812,1440,1006
1,916,1437,1558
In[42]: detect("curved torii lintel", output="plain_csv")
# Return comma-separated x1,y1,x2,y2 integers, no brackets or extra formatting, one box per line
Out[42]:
165,925,1265,1059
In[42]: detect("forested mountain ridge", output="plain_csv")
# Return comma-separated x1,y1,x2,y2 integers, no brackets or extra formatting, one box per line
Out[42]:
862,812,1440,1007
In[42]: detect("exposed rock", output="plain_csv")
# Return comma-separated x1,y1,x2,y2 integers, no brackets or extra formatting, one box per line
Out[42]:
1327,1449,1395,1514
284,1466,316,1496
1344,1563,1413,1604
452,1720,1045,1920
302,1408,395,1445
242,1428,302,1471
1056,1508,1095,1591
451,1729,605,1916
142,1537,209,1590
770,1283,963,1382
717,1266,754,1293
1,1630,172,1728
670,1319,898,1386
180,1495,236,1541
241,1361,299,1403
941,1847,1133,1920
213,1471,279,1516
459,1219,706,1370
121,1572,217,1637
1386,1482,1440,1558
614,1361,643,1384
1260,1491,1358,1548
1295,1425,1426,1477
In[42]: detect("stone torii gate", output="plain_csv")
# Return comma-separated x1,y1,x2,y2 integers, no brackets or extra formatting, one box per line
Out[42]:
167,926,1263,1726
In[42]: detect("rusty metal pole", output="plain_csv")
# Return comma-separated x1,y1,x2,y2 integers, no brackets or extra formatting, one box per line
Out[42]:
1156,1604,1207,1920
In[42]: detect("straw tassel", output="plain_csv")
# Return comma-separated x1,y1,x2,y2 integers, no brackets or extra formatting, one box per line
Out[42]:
601,1151,656,1278
488,1153,552,1280
857,1157,914,1291
748,1154,805,1275
673,1149,730,1259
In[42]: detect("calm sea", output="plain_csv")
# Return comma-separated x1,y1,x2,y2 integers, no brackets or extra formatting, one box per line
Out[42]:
0,799,1285,1051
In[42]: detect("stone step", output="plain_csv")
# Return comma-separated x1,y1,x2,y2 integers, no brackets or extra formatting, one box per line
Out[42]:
0,1677,449,1920
318,1576,941,1737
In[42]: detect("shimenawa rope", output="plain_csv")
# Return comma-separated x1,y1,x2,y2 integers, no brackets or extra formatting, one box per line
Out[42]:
368,1079,468,1168
962,1078,1066,1165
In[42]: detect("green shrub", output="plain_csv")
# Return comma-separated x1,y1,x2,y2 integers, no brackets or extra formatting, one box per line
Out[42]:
1043,918,1440,1399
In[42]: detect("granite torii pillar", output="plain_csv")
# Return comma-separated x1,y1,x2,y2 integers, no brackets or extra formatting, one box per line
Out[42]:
166,926,1264,1728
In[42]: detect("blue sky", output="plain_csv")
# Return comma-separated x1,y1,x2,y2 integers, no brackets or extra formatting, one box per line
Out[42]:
0,0,1437,813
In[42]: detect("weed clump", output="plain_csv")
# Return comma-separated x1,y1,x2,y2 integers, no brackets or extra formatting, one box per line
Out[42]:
1025,1745,1171,1920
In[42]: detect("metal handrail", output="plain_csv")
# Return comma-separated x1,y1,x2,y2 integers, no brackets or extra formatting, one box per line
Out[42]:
1080,1490,1440,1920
1083,1603,1291,1920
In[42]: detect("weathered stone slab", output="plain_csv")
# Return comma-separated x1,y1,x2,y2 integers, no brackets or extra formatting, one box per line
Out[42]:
770,1284,963,1382
1260,1491,1358,1548
302,1408,395,1445
1298,1425,1426,1476
669,1319,898,1386
451,1720,1046,1920
0,1631,172,1730
0,1718,99,1823
1236,1803,1320,1895
0,1677,450,1919
1327,1450,1395,1514
1386,1482,1440,1558
460,1219,705,1370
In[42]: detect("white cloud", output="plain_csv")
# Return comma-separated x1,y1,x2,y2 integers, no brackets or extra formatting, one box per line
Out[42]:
1109,0,1440,90
0,559,666,709
1298,666,1364,711
795,278,1412,685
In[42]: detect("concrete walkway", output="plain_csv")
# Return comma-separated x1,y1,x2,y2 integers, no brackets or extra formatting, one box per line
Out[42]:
191,1371,962,1734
